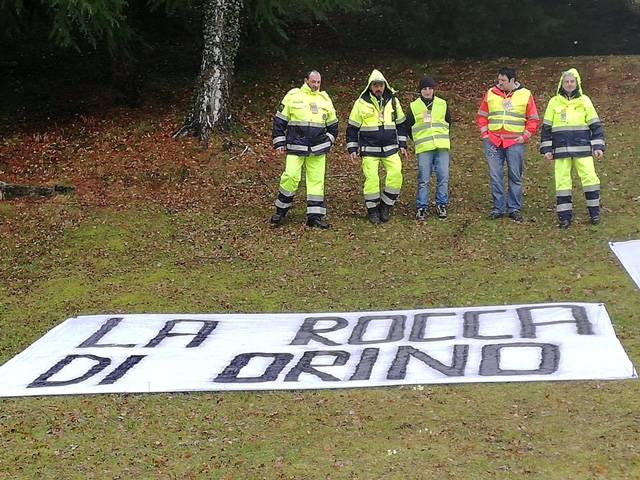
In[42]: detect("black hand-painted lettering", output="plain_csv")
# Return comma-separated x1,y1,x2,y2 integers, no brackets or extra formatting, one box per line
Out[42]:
290,317,348,346
387,345,468,379
348,315,406,345
463,310,513,340
78,317,136,348
410,312,456,342
479,342,560,376
517,305,593,338
214,353,293,383
144,319,218,348
27,354,111,388
284,350,349,382
349,348,379,381
98,355,146,385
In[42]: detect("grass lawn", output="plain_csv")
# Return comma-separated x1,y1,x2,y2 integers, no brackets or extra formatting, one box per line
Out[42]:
1,53,639,479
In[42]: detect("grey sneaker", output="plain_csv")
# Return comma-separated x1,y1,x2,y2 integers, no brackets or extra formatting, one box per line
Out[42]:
509,210,524,223
436,204,447,219
415,208,427,221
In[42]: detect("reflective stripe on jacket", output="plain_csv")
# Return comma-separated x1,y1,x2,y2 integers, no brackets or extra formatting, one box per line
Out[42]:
487,88,530,134
477,84,539,147
272,83,339,156
409,96,450,153
540,67,605,159
346,69,407,158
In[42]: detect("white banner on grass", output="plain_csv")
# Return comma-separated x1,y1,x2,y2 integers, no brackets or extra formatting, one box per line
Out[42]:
0,302,636,397
610,240,640,289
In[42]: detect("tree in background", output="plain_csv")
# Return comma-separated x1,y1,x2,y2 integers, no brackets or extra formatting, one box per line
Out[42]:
1,0,361,145
172,0,243,146
0,0,184,106
174,0,361,145
2,0,637,146
369,0,565,57
366,0,640,58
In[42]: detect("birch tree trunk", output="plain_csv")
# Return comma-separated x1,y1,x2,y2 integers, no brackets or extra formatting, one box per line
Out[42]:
173,0,243,147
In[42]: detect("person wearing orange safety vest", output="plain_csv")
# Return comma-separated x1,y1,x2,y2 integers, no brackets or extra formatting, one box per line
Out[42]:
270,70,339,229
540,68,605,229
477,67,540,223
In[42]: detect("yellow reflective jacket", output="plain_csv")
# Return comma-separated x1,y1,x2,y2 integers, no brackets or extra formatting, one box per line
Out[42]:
540,68,605,159
346,69,407,158
272,82,339,156
409,96,450,153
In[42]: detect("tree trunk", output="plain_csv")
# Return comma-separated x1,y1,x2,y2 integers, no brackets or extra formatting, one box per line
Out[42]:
626,0,640,12
173,0,243,147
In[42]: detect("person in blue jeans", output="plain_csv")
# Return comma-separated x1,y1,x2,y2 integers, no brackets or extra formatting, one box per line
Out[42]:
405,77,451,220
483,139,525,218
477,67,540,223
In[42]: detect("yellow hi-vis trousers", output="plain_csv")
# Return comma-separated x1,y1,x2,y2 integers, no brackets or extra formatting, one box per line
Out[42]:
362,153,403,210
275,154,326,216
554,156,600,220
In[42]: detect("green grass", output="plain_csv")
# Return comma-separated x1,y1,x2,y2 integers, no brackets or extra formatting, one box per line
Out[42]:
1,54,640,479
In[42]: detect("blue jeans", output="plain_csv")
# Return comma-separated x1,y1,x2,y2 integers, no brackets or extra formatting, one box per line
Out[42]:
483,139,525,214
416,149,450,209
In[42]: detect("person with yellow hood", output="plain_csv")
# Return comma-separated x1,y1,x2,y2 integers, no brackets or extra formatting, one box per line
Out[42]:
540,68,605,229
346,69,408,224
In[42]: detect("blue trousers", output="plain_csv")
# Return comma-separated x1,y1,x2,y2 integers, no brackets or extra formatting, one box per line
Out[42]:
416,149,450,209
483,139,525,214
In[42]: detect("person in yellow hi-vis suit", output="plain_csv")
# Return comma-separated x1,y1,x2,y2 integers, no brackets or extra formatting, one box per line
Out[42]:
540,68,605,229
346,69,408,224
270,70,339,229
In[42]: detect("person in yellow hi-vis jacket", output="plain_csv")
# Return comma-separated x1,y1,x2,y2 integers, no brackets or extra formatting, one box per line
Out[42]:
346,69,408,224
270,70,339,229
540,68,605,229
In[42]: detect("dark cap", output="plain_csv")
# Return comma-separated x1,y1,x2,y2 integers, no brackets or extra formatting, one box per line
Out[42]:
419,76,436,90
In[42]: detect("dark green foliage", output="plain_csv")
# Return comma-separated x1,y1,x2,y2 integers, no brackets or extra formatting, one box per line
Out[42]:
1,0,183,55
374,0,564,57
2,0,638,59
242,0,362,55
0,0,23,41
1,0,363,58
367,0,640,57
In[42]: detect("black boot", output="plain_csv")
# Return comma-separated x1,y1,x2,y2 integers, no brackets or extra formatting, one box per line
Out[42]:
270,208,288,226
367,207,381,224
379,202,391,223
558,219,571,229
558,213,572,229
588,205,600,225
306,215,330,229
